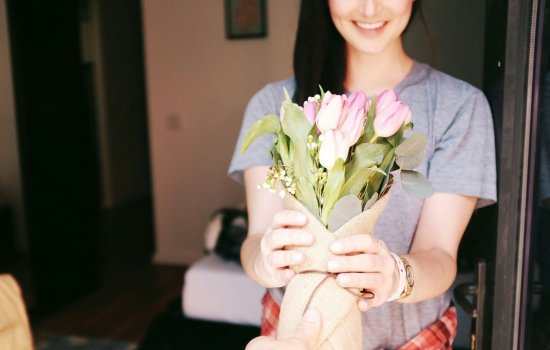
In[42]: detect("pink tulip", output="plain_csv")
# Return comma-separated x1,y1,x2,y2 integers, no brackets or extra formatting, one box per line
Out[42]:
319,129,349,169
347,91,368,111
303,100,318,124
376,89,398,113
373,102,411,137
316,92,346,133
338,91,367,145
338,106,364,145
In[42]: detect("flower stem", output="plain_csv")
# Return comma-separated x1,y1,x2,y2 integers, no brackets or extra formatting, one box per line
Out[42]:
369,135,378,143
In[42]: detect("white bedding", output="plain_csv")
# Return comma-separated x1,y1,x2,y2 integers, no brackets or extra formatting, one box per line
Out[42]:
183,254,265,326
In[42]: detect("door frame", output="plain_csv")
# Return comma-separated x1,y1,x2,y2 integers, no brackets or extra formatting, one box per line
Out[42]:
491,0,538,348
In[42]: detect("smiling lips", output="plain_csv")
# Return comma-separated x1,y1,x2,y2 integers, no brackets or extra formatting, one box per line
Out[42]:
355,21,386,30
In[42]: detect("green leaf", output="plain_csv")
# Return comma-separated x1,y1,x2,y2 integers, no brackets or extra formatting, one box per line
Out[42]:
395,133,427,157
364,148,395,199
295,177,319,217
280,102,313,177
346,143,388,180
396,153,423,170
340,168,379,197
401,170,433,198
283,87,292,102
327,195,362,232
320,159,345,226
241,114,280,153
360,99,376,143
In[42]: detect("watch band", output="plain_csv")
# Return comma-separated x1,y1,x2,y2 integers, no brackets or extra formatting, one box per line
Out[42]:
386,252,406,302
399,256,414,299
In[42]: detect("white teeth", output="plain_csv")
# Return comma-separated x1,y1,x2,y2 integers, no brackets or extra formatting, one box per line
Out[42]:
356,21,384,30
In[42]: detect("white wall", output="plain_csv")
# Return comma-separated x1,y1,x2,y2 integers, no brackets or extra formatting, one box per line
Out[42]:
0,0,26,251
142,0,299,264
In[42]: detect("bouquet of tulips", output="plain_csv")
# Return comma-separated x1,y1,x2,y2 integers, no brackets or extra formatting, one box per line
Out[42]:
241,88,431,349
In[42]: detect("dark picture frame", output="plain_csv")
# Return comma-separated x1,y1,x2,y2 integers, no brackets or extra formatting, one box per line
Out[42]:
225,0,267,40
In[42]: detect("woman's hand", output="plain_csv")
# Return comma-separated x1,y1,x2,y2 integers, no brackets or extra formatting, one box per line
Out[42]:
255,210,314,287
327,235,397,311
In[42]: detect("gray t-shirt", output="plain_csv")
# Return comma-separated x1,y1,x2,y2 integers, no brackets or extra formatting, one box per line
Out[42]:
228,62,497,349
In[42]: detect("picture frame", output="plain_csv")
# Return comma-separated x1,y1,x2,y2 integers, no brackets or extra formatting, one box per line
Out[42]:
225,0,267,40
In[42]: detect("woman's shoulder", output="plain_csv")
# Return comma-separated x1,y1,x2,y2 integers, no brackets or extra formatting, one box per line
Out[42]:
415,62,486,101
249,78,296,106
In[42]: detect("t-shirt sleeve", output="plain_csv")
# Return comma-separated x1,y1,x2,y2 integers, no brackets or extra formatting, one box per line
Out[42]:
427,90,497,208
227,85,280,184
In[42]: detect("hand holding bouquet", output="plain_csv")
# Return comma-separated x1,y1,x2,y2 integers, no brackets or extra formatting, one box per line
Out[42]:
242,88,431,349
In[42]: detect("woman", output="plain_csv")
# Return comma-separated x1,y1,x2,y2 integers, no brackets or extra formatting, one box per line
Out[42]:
228,0,497,348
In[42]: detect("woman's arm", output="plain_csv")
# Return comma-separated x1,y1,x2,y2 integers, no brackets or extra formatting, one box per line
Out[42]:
241,166,314,288
397,192,476,303
326,192,476,309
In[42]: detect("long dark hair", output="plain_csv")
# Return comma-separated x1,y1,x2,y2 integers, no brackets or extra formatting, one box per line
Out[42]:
293,0,425,104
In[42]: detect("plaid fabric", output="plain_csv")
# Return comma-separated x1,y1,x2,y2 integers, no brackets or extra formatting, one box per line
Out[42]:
261,291,280,336
260,291,457,349
397,306,457,350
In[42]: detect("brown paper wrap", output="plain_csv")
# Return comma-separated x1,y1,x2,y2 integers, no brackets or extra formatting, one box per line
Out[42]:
277,193,390,350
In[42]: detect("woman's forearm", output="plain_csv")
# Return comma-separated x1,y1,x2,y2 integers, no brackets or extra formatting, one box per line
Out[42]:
397,248,457,304
241,233,271,287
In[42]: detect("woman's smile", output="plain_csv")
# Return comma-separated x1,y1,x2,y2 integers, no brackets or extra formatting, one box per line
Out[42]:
355,21,386,31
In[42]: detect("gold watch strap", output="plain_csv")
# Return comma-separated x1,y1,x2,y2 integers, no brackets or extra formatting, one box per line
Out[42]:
399,256,414,299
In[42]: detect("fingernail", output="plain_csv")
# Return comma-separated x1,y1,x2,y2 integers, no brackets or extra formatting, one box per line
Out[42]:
337,274,350,284
301,234,313,244
358,300,368,310
284,269,295,280
296,213,307,223
327,260,339,271
330,242,342,253
303,308,319,322
292,252,303,262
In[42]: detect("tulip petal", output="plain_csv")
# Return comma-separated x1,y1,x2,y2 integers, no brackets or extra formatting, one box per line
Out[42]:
317,95,344,133
374,102,410,137
334,130,350,161
376,89,398,113
319,130,337,169
303,101,317,124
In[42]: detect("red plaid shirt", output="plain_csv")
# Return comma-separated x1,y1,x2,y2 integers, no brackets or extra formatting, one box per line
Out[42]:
260,291,457,350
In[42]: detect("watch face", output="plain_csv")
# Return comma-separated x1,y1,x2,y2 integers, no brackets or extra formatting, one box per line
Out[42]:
405,265,414,286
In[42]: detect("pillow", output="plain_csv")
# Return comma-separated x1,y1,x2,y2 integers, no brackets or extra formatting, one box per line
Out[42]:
204,208,248,264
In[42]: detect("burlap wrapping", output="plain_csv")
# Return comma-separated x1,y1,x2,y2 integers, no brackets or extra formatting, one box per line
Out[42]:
277,193,390,350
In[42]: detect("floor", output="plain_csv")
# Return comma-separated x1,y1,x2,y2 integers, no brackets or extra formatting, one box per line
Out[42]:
33,264,187,344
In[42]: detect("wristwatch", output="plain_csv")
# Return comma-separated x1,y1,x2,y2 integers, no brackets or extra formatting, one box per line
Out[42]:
400,257,414,299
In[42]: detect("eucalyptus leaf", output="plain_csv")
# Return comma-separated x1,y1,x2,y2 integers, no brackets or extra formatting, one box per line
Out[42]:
320,159,345,225
396,152,423,170
395,133,427,157
401,170,433,198
364,192,379,211
327,195,362,232
241,114,280,153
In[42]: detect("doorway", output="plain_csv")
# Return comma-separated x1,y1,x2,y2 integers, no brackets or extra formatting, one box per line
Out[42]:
5,0,154,316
